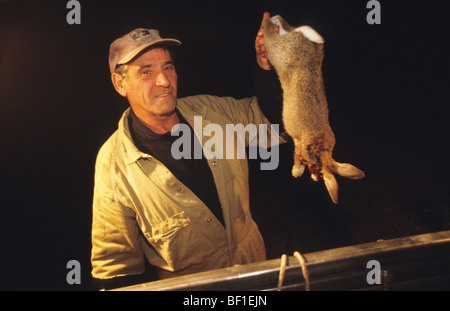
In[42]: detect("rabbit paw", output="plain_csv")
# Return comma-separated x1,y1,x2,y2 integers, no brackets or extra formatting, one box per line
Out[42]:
292,164,305,177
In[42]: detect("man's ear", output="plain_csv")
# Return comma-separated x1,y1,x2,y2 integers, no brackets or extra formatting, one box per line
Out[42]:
111,73,127,97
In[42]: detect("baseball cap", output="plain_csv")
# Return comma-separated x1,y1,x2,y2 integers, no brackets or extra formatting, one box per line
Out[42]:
109,28,181,74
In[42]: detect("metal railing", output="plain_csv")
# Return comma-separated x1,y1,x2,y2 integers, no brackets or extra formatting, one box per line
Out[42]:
114,230,450,291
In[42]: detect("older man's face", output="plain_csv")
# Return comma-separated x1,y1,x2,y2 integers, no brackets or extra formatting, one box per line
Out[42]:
123,48,178,118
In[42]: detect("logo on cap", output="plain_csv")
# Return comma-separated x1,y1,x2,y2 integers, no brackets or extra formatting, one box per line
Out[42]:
130,29,152,42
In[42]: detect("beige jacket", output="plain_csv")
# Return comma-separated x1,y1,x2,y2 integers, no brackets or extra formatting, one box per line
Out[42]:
91,94,277,280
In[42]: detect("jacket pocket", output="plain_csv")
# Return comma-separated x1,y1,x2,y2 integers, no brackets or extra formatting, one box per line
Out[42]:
149,212,190,243
143,210,228,272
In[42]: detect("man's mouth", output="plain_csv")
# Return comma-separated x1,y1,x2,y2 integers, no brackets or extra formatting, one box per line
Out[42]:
155,92,172,98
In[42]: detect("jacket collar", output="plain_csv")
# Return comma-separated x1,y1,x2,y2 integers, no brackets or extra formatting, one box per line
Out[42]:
118,102,208,165
118,108,153,165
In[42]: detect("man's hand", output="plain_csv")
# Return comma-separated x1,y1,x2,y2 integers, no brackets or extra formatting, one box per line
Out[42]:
255,12,278,71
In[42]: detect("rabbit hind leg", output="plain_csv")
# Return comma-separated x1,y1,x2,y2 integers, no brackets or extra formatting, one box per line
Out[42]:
292,140,305,178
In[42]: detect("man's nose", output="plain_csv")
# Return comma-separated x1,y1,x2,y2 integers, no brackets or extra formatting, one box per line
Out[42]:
155,71,170,87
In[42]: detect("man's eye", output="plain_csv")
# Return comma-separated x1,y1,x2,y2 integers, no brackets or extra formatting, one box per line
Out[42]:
164,65,175,71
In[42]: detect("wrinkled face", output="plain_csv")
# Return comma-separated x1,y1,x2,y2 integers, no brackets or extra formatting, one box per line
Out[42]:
122,48,178,118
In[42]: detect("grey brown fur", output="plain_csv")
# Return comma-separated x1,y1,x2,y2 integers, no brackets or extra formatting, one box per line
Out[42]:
263,15,364,204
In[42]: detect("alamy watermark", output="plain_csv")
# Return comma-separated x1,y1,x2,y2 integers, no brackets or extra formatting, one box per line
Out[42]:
366,259,382,285
170,117,280,171
65,258,385,286
366,0,381,25
66,1,381,26
66,259,81,285
66,0,81,25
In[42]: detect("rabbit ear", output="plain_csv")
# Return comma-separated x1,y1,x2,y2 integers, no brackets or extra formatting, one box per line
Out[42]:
333,161,365,180
271,16,288,36
295,26,325,44
324,172,339,204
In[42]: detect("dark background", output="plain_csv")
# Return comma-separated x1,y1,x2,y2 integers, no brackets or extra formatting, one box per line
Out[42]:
0,0,449,290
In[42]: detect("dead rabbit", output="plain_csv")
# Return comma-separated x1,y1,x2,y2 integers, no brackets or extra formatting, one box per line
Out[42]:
262,15,365,204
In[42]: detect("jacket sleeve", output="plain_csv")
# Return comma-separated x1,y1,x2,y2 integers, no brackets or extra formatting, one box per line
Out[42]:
183,95,284,154
91,143,145,280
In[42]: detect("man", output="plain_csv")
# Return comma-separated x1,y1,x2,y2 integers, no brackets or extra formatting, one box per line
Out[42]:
91,13,283,289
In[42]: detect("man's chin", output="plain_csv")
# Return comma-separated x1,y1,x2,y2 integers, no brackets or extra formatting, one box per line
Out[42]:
156,109,176,117
153,102,177,117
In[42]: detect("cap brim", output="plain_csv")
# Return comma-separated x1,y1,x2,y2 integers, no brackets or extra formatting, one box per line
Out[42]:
117,38,181,67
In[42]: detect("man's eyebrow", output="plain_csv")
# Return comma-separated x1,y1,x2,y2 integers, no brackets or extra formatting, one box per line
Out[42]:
138,61,175,70
138,64,153,70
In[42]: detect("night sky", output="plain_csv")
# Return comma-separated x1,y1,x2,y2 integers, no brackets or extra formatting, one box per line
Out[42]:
1,0,449,290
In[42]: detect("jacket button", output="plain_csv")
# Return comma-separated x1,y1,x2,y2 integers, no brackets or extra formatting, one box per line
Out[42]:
207,218,212,223
212,161,218,166
176,186,182,192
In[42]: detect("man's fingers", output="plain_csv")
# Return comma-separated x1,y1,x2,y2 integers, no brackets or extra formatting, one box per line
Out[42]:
256,11,274,70
261,11,271,24
257,12,271,34
256,36,265,47
256,12,271,44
